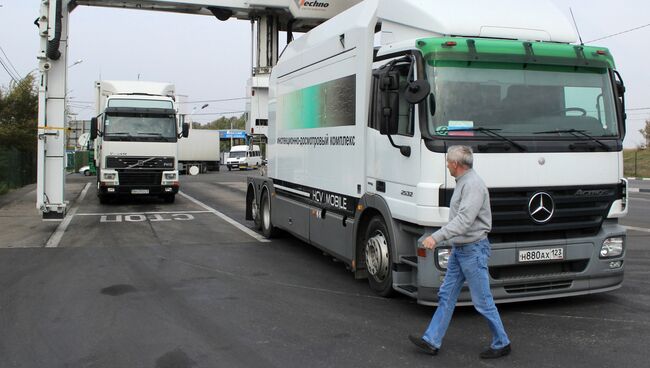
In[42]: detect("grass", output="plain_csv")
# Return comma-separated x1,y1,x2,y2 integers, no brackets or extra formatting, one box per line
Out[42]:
624,148,650,178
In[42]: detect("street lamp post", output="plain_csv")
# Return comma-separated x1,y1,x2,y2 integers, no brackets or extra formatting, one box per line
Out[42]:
188,103,209,126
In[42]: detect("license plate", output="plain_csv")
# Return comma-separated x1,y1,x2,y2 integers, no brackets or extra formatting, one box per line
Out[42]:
131,189,149,194
518,247,564,262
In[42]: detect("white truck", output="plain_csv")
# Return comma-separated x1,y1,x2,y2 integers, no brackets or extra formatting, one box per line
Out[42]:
178,129,221,174
90,80,189,203
246,0,628,305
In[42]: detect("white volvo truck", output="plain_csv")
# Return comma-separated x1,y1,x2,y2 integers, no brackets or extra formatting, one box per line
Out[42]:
246,0,629,305
91,81,189,203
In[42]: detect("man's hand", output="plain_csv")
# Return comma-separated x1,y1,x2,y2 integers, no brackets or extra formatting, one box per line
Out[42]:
422,236,437,249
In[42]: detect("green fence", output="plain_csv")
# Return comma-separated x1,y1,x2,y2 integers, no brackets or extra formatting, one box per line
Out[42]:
0,147,36,195
66,150,90,173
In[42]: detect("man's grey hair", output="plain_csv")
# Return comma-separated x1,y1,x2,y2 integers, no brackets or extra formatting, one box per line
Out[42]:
447,145,473,168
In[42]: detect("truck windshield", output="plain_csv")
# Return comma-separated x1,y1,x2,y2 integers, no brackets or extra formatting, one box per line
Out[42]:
229,151,246,158
426,63,619,138
103,113,177,142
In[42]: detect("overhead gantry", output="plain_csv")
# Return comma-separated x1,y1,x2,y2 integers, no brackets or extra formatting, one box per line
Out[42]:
36,0,360,218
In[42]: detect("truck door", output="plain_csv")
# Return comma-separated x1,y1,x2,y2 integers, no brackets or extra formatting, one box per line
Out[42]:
367,56,421,220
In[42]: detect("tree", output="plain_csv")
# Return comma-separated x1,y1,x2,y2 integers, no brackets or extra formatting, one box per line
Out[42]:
194,114,246,131
0,75,38,192
639,119,650,149
0,75,38,151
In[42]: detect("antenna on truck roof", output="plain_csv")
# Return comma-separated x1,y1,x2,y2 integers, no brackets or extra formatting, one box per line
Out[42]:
569,7,584,45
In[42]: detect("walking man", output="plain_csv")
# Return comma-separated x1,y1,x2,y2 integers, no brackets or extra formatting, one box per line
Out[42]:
408,145,511,359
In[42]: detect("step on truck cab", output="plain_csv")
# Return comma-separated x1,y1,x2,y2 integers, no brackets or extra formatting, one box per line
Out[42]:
91,80,189,204
246,0,628,305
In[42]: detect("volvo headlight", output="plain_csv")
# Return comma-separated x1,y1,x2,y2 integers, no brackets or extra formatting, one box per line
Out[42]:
436,247,452,270
164,172,177,181
103,172,116,181
600,237,624,258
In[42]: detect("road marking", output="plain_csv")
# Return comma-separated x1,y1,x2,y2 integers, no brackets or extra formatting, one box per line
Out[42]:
45,182,91,248
517,312,650,326
99,213,196,223
623,225,650,233
76,210,211,216
178,191,271,243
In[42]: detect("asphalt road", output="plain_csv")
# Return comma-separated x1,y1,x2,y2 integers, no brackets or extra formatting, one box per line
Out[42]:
0,171,648,368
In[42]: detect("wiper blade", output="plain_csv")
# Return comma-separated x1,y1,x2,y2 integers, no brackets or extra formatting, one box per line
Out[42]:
137,132,163,136
533,129,609,151
443,126,527,152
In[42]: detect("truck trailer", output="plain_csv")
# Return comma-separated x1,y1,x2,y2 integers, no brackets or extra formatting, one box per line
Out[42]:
91,80,189,203
246,0,628,305
178,129,221,174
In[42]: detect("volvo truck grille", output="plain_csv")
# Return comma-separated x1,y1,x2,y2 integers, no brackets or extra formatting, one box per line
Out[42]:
118,170,162,185
107,156,174,169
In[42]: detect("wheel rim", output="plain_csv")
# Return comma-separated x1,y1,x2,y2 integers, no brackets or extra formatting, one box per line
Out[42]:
262,195,271,230
365,230,389,282
251,198,259,222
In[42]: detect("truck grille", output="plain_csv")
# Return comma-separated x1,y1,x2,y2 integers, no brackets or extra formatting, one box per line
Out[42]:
489,259,589,280
118,170,162,186
503,281,573,294
440,184,621,241
107,156,174,169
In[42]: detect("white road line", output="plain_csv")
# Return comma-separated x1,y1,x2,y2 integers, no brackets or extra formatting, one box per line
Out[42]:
517,312,650,326
623,225,650,233
76,210,211,216
45,183,91,248
178,191,271,243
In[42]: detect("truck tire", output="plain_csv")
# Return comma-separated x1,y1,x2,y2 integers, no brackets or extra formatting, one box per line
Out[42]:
163,194,175,203
261,190,278,238
363,216,395,297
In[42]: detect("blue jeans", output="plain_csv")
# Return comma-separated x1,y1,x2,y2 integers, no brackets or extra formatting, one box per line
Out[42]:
422,238,510,349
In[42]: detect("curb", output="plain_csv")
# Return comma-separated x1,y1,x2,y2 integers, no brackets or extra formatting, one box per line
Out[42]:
629,188,650,193
626,177,650,181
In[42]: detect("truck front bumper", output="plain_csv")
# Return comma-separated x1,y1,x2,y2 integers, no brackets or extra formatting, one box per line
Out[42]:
99,184,179,196
415,221,626,306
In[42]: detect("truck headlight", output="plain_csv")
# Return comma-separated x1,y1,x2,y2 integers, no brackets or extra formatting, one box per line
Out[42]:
600,237,624,258
162,171,179,186
435,247,452,270
103,172,116,181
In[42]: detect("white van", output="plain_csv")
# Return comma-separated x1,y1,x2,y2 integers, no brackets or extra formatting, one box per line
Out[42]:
226,145,262,170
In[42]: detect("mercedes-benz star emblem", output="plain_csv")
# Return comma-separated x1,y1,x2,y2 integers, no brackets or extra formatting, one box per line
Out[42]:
528,192,554,224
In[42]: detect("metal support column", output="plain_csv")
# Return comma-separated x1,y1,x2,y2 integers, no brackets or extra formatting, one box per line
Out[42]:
36,0,69,219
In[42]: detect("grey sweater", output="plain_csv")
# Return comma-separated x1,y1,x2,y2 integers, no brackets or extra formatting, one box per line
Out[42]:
431,169,492,246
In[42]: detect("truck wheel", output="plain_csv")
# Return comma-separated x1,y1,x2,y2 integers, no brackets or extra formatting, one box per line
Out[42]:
228,166,231,171
163,194,175,203
363,216,395,297
251,193,262,230
260,190,277,238
98,193,109,204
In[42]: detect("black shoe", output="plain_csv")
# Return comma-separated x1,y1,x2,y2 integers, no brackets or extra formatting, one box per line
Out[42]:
480,344,511,359
408,334,439,355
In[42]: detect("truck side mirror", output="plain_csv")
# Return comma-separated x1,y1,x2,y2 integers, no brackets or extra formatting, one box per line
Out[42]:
378,70,400,136
90,117,98,140
615,80,625,96
379,92,399,135
404,80,430,104
182,122,190,138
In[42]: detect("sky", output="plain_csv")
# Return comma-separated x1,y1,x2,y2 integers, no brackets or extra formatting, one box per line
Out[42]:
0,0,649,147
